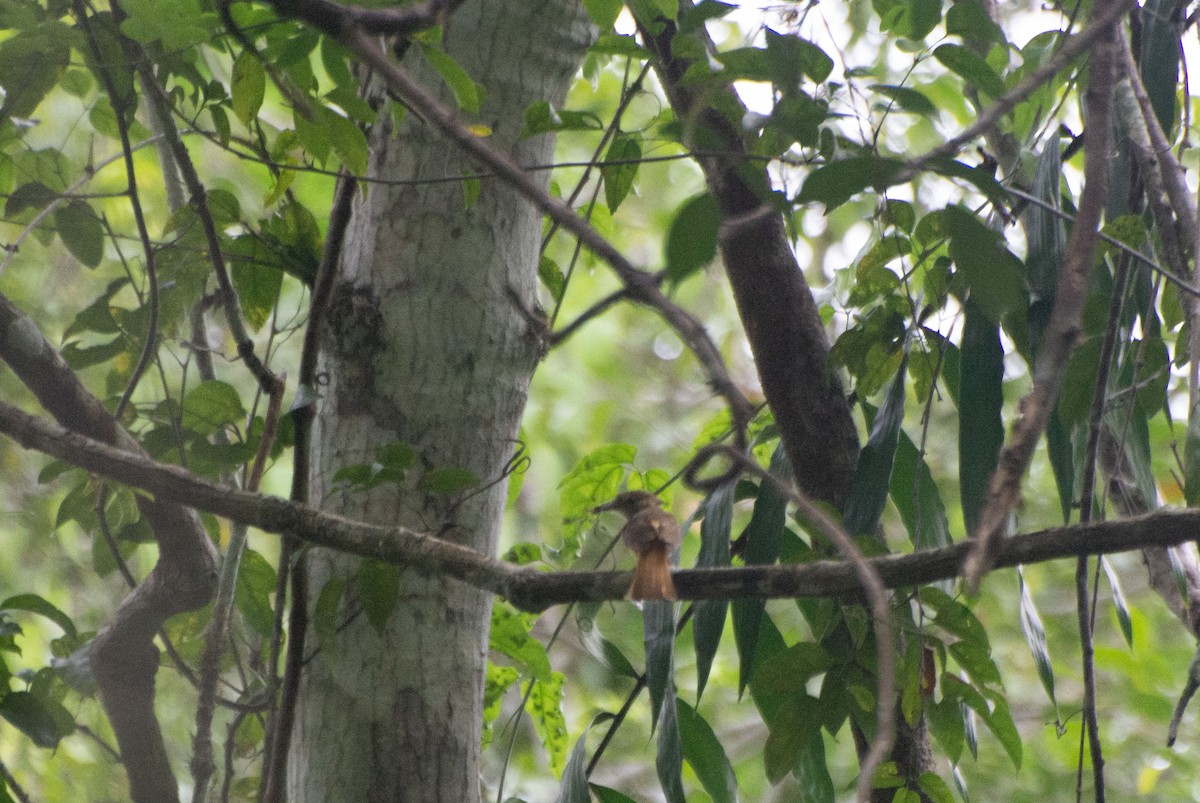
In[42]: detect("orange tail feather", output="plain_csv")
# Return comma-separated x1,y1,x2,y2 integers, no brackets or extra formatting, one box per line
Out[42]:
627,546,676,601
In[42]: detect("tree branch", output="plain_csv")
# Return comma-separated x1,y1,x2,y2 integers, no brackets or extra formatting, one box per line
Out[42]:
5,399,1200,610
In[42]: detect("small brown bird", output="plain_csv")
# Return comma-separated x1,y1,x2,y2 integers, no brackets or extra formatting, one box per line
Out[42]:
593,490,681,600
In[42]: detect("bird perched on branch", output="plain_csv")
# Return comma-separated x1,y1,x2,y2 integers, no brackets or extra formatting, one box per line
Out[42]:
592,490,681,600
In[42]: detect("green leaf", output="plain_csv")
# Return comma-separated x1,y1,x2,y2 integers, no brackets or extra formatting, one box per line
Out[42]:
1101,557,1134,648
322,108,369,176
732,446,789,694
694,483,734,701
538,255,565,303
665,193,720,284
677,698,737,803
934,43,1005,98
945,206,1027,320
557,719,599,803
357,558,400,634
182,380,246,435
655,693,685,803
1045,409,1074,524
421,44,482,114
0,691,71,748
763,695,821,783
419,467,480,494
1024,139,1066,302
582,0,623,29
61,338,125,370
231,51,266,127
235,548,276,638
644,600,676,729
490,601,551,680
313,578,346,654
1,594,76,637
945,0,1005,47
797,156,905,211
53,200,103,268
1016,568,1057,709
890,431,951,550
845,354,908,536
958,302,1004,534
589,784,638,803
231,261,283,332
603,134,641,212
795,729,834,802
1139,0,1184,135
559,444,637,558
928,695,965,763
750,642,832,695
120,0,209,49
525,672,568,778
870,84,937,116
0,24,71,121
918,771,958,803
764,29,833,86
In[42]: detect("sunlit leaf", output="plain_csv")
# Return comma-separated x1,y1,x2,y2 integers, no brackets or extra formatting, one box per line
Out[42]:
525,672,569,778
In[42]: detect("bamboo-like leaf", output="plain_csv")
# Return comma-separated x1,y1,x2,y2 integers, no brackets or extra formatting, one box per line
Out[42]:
644,599,676,730
1139,0,1184,135
1045,410,1074,524
844,354,908,536
694,482,735,702
677,698,737,803
556,714,612,803
958,301,1004,534
890,430,951,550
1023,139,1065,303
656,693,685,803
1017,568,1057,709
732,446,789,695
1100,557,1134,647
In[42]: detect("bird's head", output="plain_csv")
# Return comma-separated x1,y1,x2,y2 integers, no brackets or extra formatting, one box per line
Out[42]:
592,490,662,517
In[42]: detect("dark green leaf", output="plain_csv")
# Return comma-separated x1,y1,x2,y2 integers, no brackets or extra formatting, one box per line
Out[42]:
694,482,734,701
556,718,596,803
677,698,737,803
945,206,1027,320
926,157,1011,212
945,0,1005,47
890,430,952,549
61,337,125,370
603,134,641,212
235,548,276,638
1045,410,1074,523
763,695,820,783
732,446,789,693
845,354,908,536
0,691,70,748
1186,402,1200,507
231,261,283,332
751,642,832,695
1023,139,1065,301
870,84,937,116
934,44,1005,98
797,156,905,210
0,24,71,121
590,784,638,803
764,29,833,86
656,694,685,803
313,578,345,653
644,600,676,729
4,181,57,218
54,200,103,268
929,695,965,763
1139,0,1184,135
795,729,835,802
958,302,1004,534
1,594,75,637
358,559,400,634
665,193,720,284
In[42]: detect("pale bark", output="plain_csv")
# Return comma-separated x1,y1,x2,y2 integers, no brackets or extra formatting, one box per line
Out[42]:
288,2,591,800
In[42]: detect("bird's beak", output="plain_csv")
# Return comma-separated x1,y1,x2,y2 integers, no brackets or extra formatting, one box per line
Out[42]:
591,501,616,514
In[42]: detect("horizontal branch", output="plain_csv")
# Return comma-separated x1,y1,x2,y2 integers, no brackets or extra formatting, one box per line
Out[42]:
2,399,1196,611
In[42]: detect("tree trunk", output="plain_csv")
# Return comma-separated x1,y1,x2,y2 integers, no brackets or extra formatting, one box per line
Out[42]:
289,3,591,800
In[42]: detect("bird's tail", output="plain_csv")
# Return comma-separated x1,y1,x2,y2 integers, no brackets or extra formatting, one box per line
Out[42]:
627,545,676,601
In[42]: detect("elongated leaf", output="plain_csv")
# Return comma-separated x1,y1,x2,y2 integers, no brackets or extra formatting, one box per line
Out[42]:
665,193,720,284
694,482,735,701
934,44,1005,98
845,354,908,536
1045,410,1074,524
1023,139,1065,303
0,691,71,748
1,594,76,638
958,301,1004,534
1101,557,1134,647
733,446,789,694
357,559,399,634
603,134,641,212
656,693,685,803
590,784,638,803
795,728,834,802
1016,568,1057,709
677,698,737,803
556,715,610,803
797,156,905,210
1184,401,1200,506
890,431,951,550
644,600,676,729
1139,0,1183,135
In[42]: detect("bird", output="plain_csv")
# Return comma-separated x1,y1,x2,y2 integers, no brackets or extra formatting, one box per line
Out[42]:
592,490,681,600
